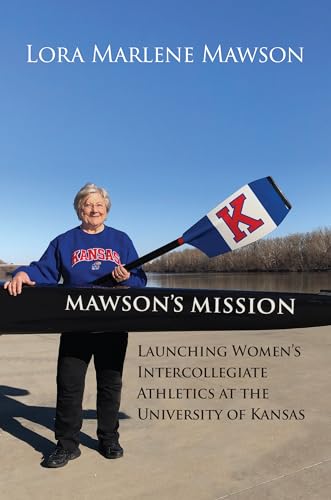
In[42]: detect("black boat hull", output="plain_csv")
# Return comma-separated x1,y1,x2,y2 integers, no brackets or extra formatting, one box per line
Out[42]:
0,285,330,334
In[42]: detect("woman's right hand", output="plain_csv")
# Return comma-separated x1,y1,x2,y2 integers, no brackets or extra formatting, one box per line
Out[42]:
3,272,36,296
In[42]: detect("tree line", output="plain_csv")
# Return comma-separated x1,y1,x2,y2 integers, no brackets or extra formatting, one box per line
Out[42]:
143,228,331,273
0,262,16,281
1,229,330,278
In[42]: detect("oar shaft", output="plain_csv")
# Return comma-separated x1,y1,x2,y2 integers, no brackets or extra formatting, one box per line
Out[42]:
125,237,184,271
92,237,184,285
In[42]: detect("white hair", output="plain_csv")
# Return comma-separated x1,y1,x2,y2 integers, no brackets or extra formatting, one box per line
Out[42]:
73,183,111,218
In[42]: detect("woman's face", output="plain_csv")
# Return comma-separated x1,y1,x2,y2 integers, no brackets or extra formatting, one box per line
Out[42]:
79,192,107,230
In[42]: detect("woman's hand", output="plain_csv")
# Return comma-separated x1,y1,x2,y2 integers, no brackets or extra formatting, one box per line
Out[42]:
3,272,36,296
112,265,130,283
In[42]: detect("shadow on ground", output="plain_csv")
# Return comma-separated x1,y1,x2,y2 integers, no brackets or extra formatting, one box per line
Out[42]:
0,385,130,458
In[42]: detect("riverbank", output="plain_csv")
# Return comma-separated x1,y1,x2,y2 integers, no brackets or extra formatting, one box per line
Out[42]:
144,229,331,273
0,265,17,281
1,327,331,500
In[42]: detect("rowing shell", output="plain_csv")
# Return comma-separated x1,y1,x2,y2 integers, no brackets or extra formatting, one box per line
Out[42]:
0,285,330,333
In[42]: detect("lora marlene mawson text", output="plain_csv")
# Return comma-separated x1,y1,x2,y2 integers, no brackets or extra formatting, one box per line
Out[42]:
26,44,304,64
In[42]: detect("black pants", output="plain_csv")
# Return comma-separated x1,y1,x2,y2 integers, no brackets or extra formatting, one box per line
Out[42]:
55,332,128,451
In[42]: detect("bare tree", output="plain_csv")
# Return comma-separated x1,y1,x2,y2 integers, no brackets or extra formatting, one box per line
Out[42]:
144,228,331,273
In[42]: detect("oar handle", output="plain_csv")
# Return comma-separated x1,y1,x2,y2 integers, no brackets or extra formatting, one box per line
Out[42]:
92,237,184,285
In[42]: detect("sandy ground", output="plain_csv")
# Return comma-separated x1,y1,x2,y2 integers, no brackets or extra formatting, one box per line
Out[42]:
1,326,331,500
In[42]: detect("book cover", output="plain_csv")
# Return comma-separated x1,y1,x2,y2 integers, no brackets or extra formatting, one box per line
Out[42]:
0,1,330,499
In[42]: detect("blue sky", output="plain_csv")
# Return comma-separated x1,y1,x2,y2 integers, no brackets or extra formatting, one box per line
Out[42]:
1,0,330,263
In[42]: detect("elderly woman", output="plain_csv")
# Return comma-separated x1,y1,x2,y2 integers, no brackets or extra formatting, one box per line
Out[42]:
4,183,147,468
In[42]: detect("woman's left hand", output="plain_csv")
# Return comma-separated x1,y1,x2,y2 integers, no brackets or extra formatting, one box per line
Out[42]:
112,265,130,283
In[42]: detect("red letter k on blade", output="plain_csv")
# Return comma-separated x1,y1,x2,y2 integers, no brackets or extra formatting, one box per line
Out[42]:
216,194,264,243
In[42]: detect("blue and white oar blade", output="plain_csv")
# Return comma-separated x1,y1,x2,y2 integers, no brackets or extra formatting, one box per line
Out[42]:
182,176,291,257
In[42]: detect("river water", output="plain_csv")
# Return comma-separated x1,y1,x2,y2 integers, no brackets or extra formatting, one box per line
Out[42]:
146,272,331,293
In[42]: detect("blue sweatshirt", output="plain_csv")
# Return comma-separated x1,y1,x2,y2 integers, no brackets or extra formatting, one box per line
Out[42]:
13,226,147,288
